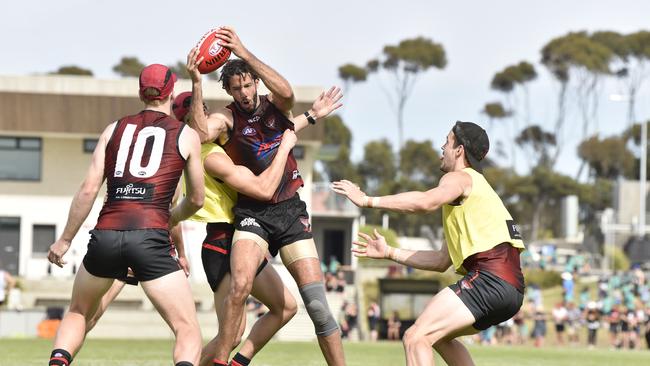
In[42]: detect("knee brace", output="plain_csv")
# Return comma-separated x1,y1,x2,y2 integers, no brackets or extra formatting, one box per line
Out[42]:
299,282,339,336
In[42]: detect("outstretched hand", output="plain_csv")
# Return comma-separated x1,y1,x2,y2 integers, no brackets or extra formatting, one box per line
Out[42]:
311,87,343,119
331,180,366,207
186,47,203,83
352,229,389,259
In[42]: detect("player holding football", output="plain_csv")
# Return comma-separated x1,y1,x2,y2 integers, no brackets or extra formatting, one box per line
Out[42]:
333,122,526,366
172,92,299,366
47,64,205,366
186,26,346,366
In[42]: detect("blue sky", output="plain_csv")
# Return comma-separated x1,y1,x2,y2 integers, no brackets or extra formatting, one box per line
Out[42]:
3,0,650,177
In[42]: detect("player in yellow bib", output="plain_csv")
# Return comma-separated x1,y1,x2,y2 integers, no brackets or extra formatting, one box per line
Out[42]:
333,121,525,366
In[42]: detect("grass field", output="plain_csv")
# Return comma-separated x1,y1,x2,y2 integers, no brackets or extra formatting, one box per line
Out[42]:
2,339,649,366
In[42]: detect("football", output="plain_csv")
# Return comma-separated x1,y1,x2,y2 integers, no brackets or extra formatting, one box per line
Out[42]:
196,28,231,74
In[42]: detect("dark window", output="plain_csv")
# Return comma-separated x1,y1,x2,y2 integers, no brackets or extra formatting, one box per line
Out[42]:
293,145,305,160
0,136,41,181
83,138,98,153
32,225,56,255
0,217,20,275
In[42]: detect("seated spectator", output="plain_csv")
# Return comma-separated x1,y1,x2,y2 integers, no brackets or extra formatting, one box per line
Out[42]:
336,271,346,293
367,301,381,342
0,268,16,307
387,311,401,340
325,272,337,292
329,255,341,274
344,302,358,339
37,307,64,339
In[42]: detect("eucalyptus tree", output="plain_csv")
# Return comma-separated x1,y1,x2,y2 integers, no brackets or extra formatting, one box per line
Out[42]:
364,37,447,149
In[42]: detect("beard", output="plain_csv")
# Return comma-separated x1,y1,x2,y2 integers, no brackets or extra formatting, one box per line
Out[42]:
236,92,259,113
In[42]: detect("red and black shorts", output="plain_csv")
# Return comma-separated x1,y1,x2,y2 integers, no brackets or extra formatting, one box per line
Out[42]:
448,243,525,331
83,229,180,282
449,269,524,330
232,194,313,257
201,223,268,292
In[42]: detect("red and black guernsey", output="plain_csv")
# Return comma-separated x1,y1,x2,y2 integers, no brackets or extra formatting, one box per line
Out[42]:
222,95,303,204
95,110,186,231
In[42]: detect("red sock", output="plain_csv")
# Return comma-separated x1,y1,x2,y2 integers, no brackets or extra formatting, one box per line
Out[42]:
213,359,228,366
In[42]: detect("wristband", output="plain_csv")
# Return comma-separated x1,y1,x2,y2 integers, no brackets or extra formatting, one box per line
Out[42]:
304,111,316,125
362,195,369,208
371,197,380,208
386,246,399,261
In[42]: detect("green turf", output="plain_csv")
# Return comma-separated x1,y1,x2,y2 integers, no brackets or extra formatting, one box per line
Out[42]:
2,339,649,366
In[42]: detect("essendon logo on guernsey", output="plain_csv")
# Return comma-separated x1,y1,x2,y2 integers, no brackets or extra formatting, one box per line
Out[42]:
254,134,282,160
109,182,154,202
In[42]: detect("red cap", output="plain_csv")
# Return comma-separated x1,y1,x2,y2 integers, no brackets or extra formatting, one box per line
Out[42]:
172,92,193,121
139,64,177,101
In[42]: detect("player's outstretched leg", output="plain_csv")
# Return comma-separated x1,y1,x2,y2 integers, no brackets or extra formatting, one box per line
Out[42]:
283,239,345,366
402,287,476,366
238,262,298,361
199,272,247,366
212,238,265,364
49,264,114,365
141,270,202,365
85,279,126,333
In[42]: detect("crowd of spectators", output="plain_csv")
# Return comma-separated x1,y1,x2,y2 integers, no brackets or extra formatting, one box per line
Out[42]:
475,265,650,350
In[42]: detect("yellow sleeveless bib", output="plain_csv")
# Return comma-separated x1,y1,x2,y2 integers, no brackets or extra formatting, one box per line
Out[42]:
183,143,237,223
442,168,525,274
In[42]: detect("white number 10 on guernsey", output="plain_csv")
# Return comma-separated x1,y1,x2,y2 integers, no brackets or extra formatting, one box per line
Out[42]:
114,124,166,178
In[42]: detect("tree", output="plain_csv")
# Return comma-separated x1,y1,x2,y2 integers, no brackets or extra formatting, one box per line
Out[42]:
398,140,441,187
524,167,581,240
623,31,650,127
515,125,556,168
365,37,447,148
338,63,367,93
168,61,190,79
113,56,145,77
320,115,359,182
489,61,537,168
358,139,396,193
541,31,613,165
577,135,635,179
51,65,93,76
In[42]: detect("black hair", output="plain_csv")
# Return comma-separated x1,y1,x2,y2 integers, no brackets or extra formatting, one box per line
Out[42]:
451,122,464,148
219,59,259,90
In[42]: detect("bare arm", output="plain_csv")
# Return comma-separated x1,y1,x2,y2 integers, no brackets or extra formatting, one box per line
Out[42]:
204,130,297,201
47,123,114,267
170,183,189,276
216,26,294,113
169,127,205,227
186,48,230,143
332,171,471,214
353,229,452,272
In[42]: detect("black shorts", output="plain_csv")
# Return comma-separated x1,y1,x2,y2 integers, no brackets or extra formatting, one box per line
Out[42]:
233,194,313,257
83,229,180,282
448,269,523,331
555,324,565,332
201,223,268,292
